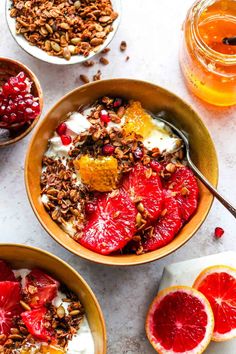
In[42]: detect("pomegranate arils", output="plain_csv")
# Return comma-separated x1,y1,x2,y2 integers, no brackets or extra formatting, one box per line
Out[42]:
0,72,40,130
100,109,110,123
61,134,72,145
17,71,27,82
85,202,97,214
56,122,67,136
215,227,224,239
133,147,143,160
113,98,122,108
102,144,115,155
150,160,161,172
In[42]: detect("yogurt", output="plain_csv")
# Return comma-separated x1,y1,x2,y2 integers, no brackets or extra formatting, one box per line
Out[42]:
13,269,95,354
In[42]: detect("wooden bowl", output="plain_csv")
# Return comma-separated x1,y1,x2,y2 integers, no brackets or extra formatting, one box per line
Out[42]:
25,79,218,266
0,244,106,354
0,57,43,147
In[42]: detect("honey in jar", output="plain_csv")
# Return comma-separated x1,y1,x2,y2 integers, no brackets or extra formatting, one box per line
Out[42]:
180,0,236,106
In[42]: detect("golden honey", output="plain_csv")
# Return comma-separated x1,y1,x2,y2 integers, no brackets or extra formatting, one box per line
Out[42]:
180,0,236,106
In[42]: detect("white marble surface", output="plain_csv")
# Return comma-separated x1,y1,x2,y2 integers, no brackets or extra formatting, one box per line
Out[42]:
0,0,236,353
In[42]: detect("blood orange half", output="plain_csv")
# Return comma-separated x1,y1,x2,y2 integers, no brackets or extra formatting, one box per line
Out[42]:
146,286,214,354
193,265,236,342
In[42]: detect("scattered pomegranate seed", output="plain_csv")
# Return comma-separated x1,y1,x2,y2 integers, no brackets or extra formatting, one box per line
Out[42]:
60,134,72,145
100,109,110,123
215,227,224,239
150,160,161,172
133,147,143,160
113,98,122,108
0,71,40,130
102,144,115,155
85,202,97,214
56,122,67,136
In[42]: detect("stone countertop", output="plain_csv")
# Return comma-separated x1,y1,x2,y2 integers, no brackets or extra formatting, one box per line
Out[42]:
0,0,235,353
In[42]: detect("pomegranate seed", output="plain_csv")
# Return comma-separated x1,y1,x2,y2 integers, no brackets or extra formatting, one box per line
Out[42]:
102,144,115,155
85,202,97,214
56,122,67,136
17,71,27,82
0,72,39,130
150,160,161,172
100,109,110,123
113,98,122,108
215,227,224,238
133,147,144,160
61,134,72,145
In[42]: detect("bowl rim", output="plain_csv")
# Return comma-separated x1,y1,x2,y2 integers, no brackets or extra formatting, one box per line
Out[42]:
0,56,43,147
25,78,219,266
5,0,122,66
0,243,107,353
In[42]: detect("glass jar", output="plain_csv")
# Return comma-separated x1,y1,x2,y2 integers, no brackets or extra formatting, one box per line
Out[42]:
180,0,236,106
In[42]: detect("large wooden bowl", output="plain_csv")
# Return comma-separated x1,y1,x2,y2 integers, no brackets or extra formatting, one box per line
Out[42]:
0,244,106,353
0,57,43,147
25,79,218,266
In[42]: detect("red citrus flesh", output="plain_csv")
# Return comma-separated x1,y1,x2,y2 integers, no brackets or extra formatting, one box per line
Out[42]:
146,286,214,354
80,189,136,255
25,269,59,308
122,163,163,223
193,266,236,341
0,281,22,336
142,192,182,252
165,166,199,221
21,307,53,342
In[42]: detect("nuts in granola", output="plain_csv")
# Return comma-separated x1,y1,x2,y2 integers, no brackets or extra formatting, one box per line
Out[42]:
10,0,119,59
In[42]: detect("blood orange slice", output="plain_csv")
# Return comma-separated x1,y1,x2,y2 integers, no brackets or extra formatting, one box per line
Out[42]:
79,189,136,255
165,166,199,221
193,265,236,342
142,192,182,252
146,286,214,354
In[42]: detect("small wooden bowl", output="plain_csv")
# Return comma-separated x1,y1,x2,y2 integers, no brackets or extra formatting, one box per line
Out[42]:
0,57,43,147
0,244,106,354
25,79,218,266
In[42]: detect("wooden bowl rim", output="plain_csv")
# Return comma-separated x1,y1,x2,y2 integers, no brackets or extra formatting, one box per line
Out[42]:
0,243,107,353
0,57,43,147
25,78,219,266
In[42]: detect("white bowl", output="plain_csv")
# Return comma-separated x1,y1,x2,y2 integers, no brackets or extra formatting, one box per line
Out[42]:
6,0,121,65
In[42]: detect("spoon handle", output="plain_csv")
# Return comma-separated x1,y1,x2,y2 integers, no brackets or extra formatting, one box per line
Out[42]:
187,155,236,218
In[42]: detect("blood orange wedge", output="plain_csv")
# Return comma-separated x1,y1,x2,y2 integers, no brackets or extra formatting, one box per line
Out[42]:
146,286,214,354
193,265,236,342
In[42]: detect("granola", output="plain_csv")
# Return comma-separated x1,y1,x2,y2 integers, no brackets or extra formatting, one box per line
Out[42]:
39,97,200,256
10,0,118,60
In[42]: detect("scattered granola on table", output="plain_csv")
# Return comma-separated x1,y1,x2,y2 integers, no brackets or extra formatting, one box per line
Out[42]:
0,260,94,353
9,0,119,60
40,97,199,256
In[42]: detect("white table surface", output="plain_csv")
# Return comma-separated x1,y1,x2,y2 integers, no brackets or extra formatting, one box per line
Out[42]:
0,1,236,353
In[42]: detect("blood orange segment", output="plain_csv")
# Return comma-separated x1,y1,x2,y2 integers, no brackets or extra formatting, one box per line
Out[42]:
0,260,16,281
0,281,22,336
146,286,214,354
165,166,199,221
142,193,182,252
122,163,163,222
79,189,136,255
193,265,236,342
21,306,53,342
25,269,59,308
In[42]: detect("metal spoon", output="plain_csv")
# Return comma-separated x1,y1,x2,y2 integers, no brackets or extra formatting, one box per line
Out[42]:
150,111,236,218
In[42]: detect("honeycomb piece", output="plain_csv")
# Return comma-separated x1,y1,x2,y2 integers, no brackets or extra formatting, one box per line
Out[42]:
74,155,119,192
123,101,156,139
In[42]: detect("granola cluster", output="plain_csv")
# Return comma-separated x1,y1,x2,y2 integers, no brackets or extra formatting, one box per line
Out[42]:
10,0,118,60
0,285,84,353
